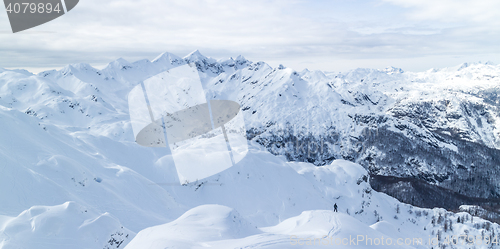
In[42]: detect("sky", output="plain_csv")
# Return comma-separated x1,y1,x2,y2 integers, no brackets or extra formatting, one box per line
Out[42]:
0,0,499,73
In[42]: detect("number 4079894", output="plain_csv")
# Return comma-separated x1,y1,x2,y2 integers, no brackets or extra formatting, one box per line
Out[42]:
6,2,62,14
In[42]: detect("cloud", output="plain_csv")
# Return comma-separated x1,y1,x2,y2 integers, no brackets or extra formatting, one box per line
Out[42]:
0,0,499,72
382,0,500,24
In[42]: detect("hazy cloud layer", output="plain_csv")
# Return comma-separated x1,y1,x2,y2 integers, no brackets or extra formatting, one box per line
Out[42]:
0,0,498,72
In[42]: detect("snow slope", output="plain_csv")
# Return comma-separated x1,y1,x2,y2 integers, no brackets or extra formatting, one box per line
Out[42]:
0,202,131,249
1,53,500,248
125,207,414,249
124,158,499,249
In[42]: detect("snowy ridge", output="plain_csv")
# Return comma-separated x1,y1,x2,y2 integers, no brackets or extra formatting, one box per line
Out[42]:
123,158,500,249
1,51,500,248
0,202,132,249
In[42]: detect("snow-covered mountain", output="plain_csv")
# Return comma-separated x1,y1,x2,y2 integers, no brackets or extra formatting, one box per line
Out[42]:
32,51,500,211
1,51,500,248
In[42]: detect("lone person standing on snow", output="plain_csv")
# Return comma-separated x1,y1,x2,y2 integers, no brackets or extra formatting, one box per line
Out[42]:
334,203,338,212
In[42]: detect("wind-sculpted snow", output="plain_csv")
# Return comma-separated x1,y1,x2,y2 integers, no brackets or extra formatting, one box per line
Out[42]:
123,160,500,249
1,52,500,248
0,202,133,249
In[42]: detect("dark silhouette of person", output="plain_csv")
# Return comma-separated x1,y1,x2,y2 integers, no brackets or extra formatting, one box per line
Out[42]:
334,203,338,212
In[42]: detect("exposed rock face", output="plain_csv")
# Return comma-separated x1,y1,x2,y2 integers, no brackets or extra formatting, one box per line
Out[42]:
4,52,500,218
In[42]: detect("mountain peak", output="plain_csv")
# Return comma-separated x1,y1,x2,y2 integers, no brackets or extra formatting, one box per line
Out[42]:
235,55,246,62
62,63,97,74
152,52,183,64
184,50,207,60
115,57,130,64
100,58,134,73
384,66,404,74
455,61,498,71
106,58,132,69
457,62,470,71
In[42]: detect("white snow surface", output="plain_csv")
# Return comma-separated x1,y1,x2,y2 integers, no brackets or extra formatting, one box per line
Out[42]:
0,52,499,248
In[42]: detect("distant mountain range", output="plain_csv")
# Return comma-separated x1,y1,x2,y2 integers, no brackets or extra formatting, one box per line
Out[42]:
1,51,499,248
